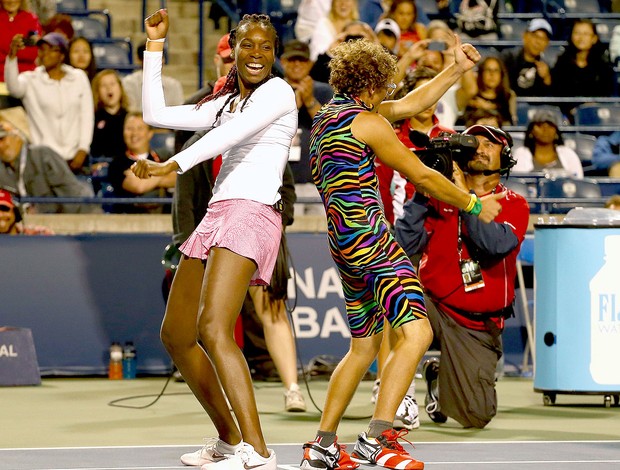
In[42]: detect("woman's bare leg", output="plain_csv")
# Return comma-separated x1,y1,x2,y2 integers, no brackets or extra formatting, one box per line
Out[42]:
198,247,269,457
161,256,241,444
319,334,383,432
373,319,433,423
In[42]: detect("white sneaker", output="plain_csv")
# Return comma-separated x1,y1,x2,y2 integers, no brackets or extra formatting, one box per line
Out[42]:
371,379,380,404
180,438,242,466
285,383,307,412
201,443,277,470
393,394,420,430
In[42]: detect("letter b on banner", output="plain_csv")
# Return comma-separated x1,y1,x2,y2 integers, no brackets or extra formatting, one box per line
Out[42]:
0,327,41,386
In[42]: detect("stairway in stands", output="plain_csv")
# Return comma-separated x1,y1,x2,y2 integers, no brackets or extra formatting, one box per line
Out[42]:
87,0,227,99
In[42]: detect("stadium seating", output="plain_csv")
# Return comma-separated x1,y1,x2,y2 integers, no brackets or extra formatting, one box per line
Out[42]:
563,0,602,13
56,0,88,12
499,19,529,40
563,132,597,172
515,103,567,127
71,11,111,40
92,38,134,73
539,176,604,213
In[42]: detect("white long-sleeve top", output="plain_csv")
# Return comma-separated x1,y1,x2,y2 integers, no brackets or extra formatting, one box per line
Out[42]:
512,145,584,179
4,57,94,161
142,51,298,206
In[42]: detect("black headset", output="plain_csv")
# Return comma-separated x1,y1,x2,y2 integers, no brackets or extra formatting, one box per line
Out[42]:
464,125,516,176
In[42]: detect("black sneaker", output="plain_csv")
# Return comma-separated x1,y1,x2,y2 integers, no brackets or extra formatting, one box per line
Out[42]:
423,358,447,424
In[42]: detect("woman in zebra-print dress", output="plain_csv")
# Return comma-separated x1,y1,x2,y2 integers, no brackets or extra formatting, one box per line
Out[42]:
301,38,503,470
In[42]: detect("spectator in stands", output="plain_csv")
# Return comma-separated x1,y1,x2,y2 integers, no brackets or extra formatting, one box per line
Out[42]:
422,19,477,128
457,55,516,126
122,40,184,112
107,112,175,213
309,0,360,61
29,0,55,26
0,107,96,213
512,109,584,178
90,69,129,160
463,107,504,128
5,32,93,173
42,13,74,40
213,33,234,92
592,131,620,177
453,0,500,40
605,194,620,210
295,0,330,43
385,0,427,57
310,20,378,84
375,18,401,55
0,0,42,83
66,36,97,82
0,187,53,234
501,18,553,97
394,125,529,429
551,19,615,119
280,39,332,213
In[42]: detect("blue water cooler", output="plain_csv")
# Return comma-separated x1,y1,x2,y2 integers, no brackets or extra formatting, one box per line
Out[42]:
534,224,620,407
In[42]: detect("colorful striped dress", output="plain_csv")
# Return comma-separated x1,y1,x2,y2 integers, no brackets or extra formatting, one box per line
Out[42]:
310,94,427,338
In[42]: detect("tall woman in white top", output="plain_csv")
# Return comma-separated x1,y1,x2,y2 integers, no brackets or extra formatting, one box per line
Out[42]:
132,9,297,470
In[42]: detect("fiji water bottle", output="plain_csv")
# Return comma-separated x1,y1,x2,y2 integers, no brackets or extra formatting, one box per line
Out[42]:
589,235,620,385
108,342,123,380
122,341,137,379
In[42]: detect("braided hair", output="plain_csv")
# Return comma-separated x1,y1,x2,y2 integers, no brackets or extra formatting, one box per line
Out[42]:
195,14,279,130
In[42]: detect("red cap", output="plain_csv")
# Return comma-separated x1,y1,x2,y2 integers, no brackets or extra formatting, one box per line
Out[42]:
217,34,232,59
0,189,15,209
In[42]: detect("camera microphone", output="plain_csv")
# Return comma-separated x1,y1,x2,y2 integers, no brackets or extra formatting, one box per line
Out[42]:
409,129,430,148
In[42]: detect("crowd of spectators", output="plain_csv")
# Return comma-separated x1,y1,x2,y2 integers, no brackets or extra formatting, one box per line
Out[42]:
0,0,619,219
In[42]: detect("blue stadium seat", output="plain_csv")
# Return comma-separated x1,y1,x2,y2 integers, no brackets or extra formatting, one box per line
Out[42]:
593,19,618,44
516,103,566,127
92,38,133,72
56,0,88,12
563,0,602,13
416,0,440,15
539,177,603,213
562,133,597,165
499,19,529,40
150,132,176,155
504,177,532,198
69,10,111,40
574,103,620,126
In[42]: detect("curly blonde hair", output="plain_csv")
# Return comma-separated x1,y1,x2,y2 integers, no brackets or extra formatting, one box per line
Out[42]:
328,40,398,97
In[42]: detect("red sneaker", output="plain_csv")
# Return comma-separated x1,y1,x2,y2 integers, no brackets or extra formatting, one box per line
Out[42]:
301,438,360,470
350,429,423,470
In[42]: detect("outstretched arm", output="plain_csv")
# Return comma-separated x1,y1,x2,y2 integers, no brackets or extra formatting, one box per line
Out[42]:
378,35,481,123
352,111,502,223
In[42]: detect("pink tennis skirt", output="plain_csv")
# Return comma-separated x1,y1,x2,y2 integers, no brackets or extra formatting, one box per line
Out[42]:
180,199,283,286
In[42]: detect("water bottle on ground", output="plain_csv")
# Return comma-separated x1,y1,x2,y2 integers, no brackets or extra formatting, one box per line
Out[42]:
108,342,123,380
122,341,137,379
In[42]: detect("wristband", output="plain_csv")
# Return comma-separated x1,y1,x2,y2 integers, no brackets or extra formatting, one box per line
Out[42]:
464,193,477,213
465,194,482,216
147,37,166,43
